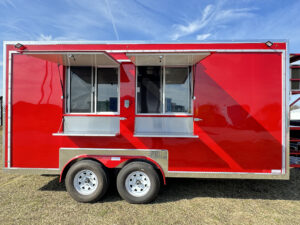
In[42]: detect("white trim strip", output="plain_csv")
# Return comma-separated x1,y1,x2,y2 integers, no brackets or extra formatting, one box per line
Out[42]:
7,51,17,168
284,42,290,173
282,48,287,173
52,133,118,137
167,171,272,175
18,49,285,54
117,59,131,62
60,147,167,152
134,134,198,138
6,51,21,168
3,40,288,45
4,167,60,170
2,43,6,167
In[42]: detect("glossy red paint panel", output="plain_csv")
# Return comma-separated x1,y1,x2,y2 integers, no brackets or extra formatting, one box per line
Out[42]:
5,43,285,174
119,63,136,138
11,54,63,168
193,52,282,170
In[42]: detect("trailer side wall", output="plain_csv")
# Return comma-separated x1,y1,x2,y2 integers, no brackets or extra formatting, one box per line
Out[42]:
3,42,287,178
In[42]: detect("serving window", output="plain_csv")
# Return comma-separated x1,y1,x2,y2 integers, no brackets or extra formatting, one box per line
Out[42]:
128,52,211,138
137,66,192,114
135,65,195,137
66,66,119,114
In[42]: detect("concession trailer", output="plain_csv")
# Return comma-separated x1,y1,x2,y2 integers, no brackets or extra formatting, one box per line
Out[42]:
2,41,289,203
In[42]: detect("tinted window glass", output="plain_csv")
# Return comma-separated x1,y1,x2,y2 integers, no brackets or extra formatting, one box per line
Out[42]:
137,66,162,113
97,68,118,112
292,81,300,90
292,68,300,79
165,67,191,113
70,67,92,112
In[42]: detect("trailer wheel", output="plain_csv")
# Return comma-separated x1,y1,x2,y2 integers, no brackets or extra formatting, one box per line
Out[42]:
117,162,160,204
65,160,109,203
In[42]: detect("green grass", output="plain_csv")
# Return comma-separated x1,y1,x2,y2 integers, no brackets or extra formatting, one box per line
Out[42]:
0,129,299,225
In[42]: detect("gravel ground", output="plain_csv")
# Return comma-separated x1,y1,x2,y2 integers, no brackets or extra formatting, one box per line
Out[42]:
0,129,299,225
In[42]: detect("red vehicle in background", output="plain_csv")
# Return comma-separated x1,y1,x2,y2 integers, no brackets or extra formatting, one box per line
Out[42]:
2,41,290,203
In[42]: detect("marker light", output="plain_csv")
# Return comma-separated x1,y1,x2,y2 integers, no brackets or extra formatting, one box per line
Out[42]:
265,41,273,47
14,43,26,50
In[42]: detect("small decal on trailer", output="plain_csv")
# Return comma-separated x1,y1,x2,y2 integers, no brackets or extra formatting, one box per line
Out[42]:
111,157,121,161
271,170,281,175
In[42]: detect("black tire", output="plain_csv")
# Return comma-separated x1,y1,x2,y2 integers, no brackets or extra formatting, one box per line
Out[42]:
65,160,109,203
116,161,160,204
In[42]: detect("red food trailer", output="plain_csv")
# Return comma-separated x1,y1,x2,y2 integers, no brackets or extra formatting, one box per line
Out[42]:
2,41,289,203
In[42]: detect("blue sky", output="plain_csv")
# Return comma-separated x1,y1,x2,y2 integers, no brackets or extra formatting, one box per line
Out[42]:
1,0,300,95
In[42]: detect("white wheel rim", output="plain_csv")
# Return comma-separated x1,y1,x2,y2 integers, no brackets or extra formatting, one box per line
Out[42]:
125,171,151,197
73,169,98,195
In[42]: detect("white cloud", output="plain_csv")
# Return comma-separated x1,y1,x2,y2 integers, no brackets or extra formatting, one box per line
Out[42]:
214,8,256,22
37,34,53,41
171,5,214,40
196,33,211,41
170,4,256,41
